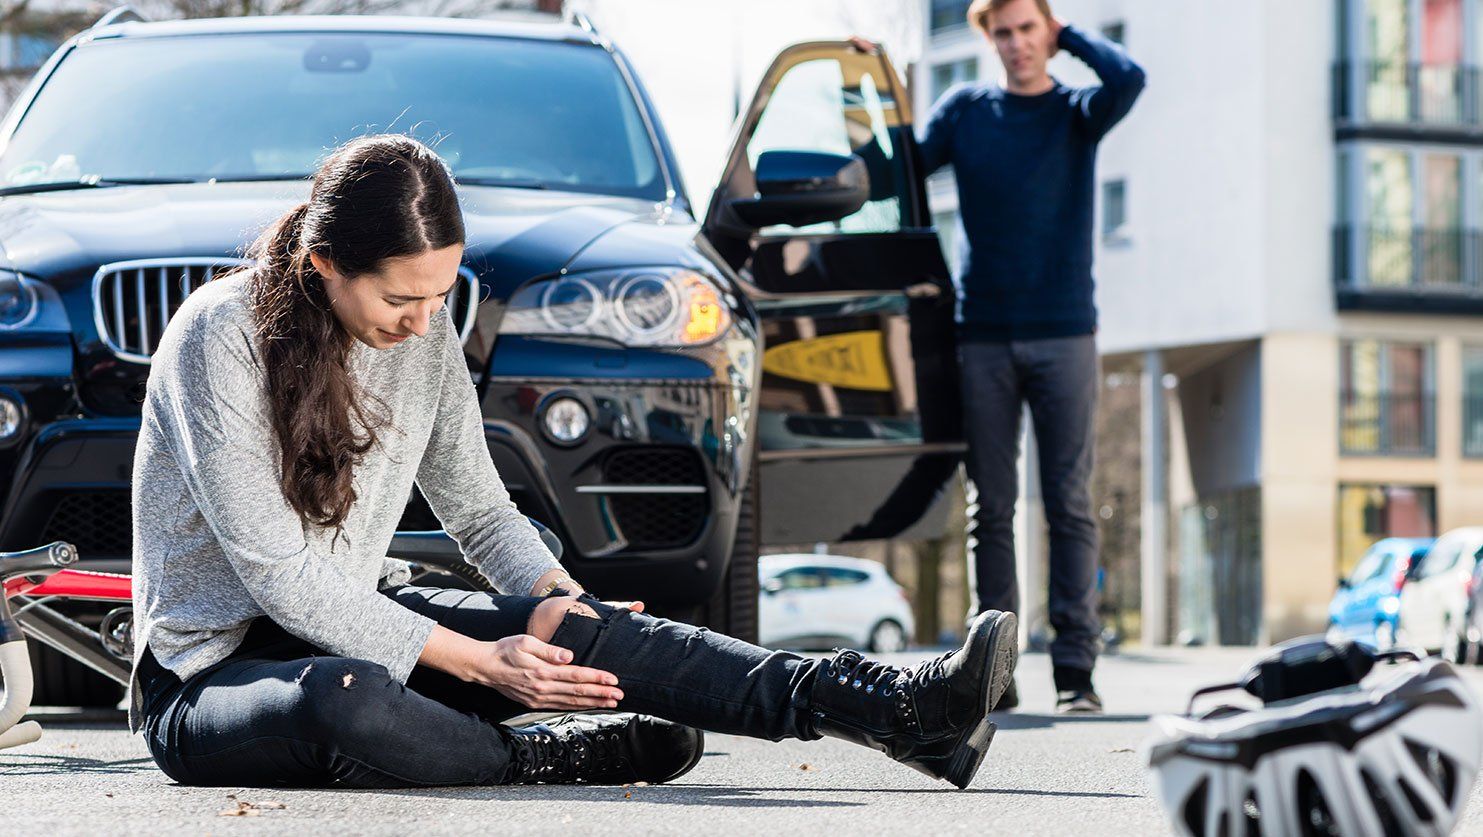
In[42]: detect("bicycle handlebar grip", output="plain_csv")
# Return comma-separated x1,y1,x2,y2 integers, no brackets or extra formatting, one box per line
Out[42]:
0,639,41,750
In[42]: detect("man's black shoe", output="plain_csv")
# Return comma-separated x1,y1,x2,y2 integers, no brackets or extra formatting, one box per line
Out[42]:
505,713,704,785
992,676,1019,711
1055,690,1103,714
1051,665,1101,714
808,609,1019,789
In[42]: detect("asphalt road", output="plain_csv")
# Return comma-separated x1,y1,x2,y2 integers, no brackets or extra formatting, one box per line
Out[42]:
4,647,1483,835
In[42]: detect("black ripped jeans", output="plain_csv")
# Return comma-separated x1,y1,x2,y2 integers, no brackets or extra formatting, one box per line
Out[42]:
136,585,823,788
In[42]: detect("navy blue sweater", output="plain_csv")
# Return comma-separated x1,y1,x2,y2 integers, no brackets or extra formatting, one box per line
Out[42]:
917,24,1145,341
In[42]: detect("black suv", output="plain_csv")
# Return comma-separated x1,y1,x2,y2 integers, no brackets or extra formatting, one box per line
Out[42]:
0,9,963,703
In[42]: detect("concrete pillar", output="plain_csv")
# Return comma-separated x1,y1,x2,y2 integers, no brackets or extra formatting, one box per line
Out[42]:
1015,407,1044,649
1142,350,1169,646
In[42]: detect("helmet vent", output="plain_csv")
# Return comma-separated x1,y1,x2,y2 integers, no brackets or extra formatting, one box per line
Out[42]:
1360,768,1405,837
1241,789,1261,836
1295,769,1340,836
1180,776,1209,836
1405,737,1458,808
1397,777,1434,823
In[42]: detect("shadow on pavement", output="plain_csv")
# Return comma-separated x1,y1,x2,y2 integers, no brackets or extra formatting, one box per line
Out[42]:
0,754,156,777
355,782,1139,805
367,784,865,808
992,713,1150,730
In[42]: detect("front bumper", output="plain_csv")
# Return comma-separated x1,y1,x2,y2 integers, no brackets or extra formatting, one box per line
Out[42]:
1,378,754,607
0,417,140,573
478,375,751,605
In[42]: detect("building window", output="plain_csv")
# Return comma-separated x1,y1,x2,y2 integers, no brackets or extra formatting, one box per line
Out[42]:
1102,178,1128,242
930,0,973,35
1340,339,1435,455
1101,21,1126,44
1177,487,1262,646
929,57,978,104
1419,0,1464,123
1465,346,1483,455
1364,0,1412,121
1339,0,1474,126
1337,484,1436,576
1334,143,1475,291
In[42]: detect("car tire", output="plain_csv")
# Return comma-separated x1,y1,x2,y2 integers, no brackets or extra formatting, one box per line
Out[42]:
411,558,495,594
1373,621,1396,652
869,619,907,653
27,641,126,708
696,456,760,645
1443,615,1468,663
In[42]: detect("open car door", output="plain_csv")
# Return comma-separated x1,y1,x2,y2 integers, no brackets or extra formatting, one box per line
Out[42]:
703,41,964,546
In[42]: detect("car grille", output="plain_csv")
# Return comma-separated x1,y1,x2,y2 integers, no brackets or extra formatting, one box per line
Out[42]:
602,447,708,549
39,488,478,559
396,486,544,538
39,491,133,558
92,258,482,364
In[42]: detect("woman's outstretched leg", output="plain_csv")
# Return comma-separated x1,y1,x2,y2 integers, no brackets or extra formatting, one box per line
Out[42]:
542,595,1019,790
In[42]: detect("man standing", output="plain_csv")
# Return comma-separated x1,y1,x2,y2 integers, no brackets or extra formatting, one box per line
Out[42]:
916,0,1145,713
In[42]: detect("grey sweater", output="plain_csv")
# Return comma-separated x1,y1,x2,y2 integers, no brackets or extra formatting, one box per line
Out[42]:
127,271,561,733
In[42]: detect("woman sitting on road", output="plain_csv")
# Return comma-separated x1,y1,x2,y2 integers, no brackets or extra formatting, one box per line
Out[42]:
129,134,1019,790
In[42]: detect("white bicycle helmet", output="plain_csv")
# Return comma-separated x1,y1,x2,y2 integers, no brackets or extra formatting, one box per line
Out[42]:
1145,637,1483,837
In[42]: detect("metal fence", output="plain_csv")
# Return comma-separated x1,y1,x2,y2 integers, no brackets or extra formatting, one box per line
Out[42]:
1333,61,1480,127
1339,390,1436,456
1332,226,1483,292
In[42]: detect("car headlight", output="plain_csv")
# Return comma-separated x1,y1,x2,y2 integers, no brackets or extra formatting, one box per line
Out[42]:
0,272,66,332
500,267,732,348
0,272,38,329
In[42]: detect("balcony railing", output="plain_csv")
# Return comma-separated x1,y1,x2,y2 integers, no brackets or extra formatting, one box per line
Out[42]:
1339,390,1435,456
1333,61,1480,129
1333,226,1483,295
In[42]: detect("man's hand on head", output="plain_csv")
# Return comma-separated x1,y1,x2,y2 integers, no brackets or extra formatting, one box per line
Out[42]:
1047,15,1065,58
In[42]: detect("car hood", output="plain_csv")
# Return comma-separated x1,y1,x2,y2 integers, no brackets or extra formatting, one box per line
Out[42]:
0,180,660,298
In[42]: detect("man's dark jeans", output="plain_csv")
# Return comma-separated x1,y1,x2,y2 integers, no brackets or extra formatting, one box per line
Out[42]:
137,586,822,788
957,334,1100,672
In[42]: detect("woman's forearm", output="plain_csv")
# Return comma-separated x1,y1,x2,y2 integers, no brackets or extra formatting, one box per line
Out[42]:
417,623,485,681
529,567,584,597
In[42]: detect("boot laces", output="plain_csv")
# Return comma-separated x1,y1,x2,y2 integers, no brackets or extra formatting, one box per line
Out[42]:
512,722,626,782
826,649,935,729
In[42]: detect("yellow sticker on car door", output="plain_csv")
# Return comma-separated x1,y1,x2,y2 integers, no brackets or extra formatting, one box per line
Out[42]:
761,330,894,391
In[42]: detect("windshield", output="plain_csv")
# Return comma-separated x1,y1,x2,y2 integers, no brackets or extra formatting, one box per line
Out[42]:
1348,545,1396,584
0,32,666,200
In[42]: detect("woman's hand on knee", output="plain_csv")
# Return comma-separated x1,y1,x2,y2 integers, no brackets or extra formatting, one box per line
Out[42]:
472,634,624,711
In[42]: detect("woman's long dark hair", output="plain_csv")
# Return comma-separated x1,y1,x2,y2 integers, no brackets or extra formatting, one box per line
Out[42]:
239,134,465,533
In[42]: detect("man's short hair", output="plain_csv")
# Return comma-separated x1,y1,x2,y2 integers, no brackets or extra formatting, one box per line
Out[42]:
969,0,1054,35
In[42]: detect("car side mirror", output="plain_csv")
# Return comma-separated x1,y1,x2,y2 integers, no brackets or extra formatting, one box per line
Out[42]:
728,150,870,229
762,577,784,596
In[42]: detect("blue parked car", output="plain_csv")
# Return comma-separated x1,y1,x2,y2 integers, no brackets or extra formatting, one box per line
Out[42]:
1328,537,1434,649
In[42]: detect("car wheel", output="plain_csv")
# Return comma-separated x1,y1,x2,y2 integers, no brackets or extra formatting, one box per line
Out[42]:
869,619,907,653
1443,616,1467,663
694,454,760,644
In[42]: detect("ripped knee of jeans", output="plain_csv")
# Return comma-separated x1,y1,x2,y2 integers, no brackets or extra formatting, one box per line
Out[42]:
528,594,620,641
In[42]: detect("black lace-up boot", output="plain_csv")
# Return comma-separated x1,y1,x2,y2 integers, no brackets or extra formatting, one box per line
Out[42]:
807,609,1018,789
504,713,704,785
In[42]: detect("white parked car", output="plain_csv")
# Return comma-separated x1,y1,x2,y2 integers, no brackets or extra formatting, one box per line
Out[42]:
758,554,914,653
1398,527,1483,658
